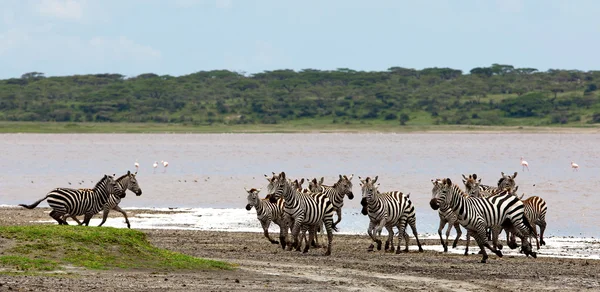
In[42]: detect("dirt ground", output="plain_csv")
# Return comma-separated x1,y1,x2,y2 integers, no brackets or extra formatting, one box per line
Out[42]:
0,207,599,292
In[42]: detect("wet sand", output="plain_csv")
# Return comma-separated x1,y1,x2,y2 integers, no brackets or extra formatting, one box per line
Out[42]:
0,207,599,291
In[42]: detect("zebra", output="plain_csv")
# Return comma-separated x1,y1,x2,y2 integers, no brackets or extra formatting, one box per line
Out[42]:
431,178,463,252
359,176,423,254
62,171,143,228
477,172,519,196
430,178,537,263
245,187,289,249
266,171,337,256
19,174,123,225
307,175,354,227
513,195,548,250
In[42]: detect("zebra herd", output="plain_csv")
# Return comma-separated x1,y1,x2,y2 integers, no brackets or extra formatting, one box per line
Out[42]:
246,171,548,263
19,171,143,228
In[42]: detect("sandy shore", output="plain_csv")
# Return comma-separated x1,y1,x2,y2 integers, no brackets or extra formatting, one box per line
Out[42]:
1,207,599,291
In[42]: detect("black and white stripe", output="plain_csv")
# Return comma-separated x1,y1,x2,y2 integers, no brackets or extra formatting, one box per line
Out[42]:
245,187,288,249
307,175,354,227
430,178,537,263
431,178,463,252
360,176,423,254
19,174,123,225
266,171,337,256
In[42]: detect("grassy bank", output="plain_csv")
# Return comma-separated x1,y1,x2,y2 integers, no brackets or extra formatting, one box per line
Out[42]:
0,225,232,273
1,121,600,134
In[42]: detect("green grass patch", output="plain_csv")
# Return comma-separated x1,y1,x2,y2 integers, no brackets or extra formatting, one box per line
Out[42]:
0,225,233,272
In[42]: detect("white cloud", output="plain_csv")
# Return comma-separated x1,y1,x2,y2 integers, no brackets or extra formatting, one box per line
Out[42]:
37,0,84,21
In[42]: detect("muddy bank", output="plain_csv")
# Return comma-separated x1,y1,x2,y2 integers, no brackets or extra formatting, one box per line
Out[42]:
0,207,598,291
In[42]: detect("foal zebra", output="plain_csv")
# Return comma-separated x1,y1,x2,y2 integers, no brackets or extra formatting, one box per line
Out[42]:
519,195,548,250
266,171,337,256
431,179,463,252
63,171,143,228
430,178,537,263
19,174,123,225
360,176,423,254
245,187,288,249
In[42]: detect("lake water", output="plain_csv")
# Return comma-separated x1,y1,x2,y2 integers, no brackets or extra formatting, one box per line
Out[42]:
1,133,599,258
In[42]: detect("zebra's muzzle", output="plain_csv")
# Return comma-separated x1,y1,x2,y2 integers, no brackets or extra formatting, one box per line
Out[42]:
347,192,354,200
135,190,142,196
429,198,440,210
360,197,367,206
245,204,252,211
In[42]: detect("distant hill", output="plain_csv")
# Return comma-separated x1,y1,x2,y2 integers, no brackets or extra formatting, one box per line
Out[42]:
1,65,599,127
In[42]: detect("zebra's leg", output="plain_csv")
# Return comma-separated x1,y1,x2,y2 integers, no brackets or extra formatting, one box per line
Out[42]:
260,219,279,244
367,222,376,252
323,215,334,256
68,215,83,225
395,222,408,254
409,219,423,253
385,225,394,252
464,231,471,256
538,219,547,247
333,208,342,227
112,205,131,229
98,204,112,227
276,219,287,250
291,219,302,251
303,225,315,254
49,210,68,225
374,219,387,251
438,219,448,252
492,226,503,250
452,222,462,249
82,213,94,226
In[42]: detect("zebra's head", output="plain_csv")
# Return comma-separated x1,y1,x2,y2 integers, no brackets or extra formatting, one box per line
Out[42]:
335,174,354,200
359,175,378,205
498,171,517,193
290,178,305,192
307,177,324,193
116,171,142,198
266,171,288,204
430,178,447,210
462,173,482,197
245,187,261,211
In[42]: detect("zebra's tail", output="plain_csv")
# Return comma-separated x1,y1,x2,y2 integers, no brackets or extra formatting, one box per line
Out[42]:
18,195,49,209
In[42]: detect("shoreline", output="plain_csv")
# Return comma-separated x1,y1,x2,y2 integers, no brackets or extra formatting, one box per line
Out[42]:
2,122,600,134
1,207,600,291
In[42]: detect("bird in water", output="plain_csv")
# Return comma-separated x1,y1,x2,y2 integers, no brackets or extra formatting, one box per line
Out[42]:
520,157,529,171
571,161,579,171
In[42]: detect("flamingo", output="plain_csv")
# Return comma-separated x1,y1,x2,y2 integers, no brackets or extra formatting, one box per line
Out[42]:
571,161,579,171
520,157,529,171
153,161,158,174
161,160,169,173
134,160,140,173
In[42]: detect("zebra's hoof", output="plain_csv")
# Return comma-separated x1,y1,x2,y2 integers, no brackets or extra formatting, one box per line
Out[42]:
530,252,537,258
452,242,458,249
443,246,448,253
495,250,503,258
376,241,382,251
464,251,469,256
271,240,280,245
497,243,503,250
418,247,423,253
367,244,374,252
540,240,546,246
323,251,331,256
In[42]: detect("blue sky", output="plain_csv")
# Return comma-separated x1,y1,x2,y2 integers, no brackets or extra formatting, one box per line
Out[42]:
0,0,599,79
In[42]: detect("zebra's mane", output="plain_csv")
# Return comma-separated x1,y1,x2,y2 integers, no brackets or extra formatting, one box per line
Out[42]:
115,173,130,183
93,175,113,190
497,177,506,187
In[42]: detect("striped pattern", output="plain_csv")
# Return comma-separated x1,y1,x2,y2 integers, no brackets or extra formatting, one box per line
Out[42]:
307,175,354,227
266,172,337,256
62,171,142,228
522,196,548,249
245,187,288,249
430,178,536,263
19,175,123,225
360,176,423,254
431,179,463,252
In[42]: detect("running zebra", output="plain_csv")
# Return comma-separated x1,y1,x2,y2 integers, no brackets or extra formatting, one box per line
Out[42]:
476,172,519,196
19,174,123,225
245,187,289,249
431,178,463,252
518,195,548,250
63,171,143,228
430,178,537,263
360,176,423,254
266,171,337,256
307,175,354,227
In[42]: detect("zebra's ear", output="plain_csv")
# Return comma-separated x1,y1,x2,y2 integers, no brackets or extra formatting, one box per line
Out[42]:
501,171,506,177
462,174,468,180
339,174,342,180
244,187,250,192
319,177,324,185
462,179,467,185
348,174,353,180
280,172,286,179
373,176,378,183
513,172,518,179
127,170,131,175
478,178,481,184
445,178,452,185
299,178,304,185
472,173,477,180
256,188,261,193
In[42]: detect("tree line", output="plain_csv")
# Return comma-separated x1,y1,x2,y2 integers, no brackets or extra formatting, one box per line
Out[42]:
1,64,599,126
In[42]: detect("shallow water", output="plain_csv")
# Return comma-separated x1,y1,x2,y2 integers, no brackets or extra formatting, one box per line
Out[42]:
1,133,599,240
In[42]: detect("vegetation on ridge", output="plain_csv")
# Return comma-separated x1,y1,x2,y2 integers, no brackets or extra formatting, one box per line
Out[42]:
1,64,599,128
